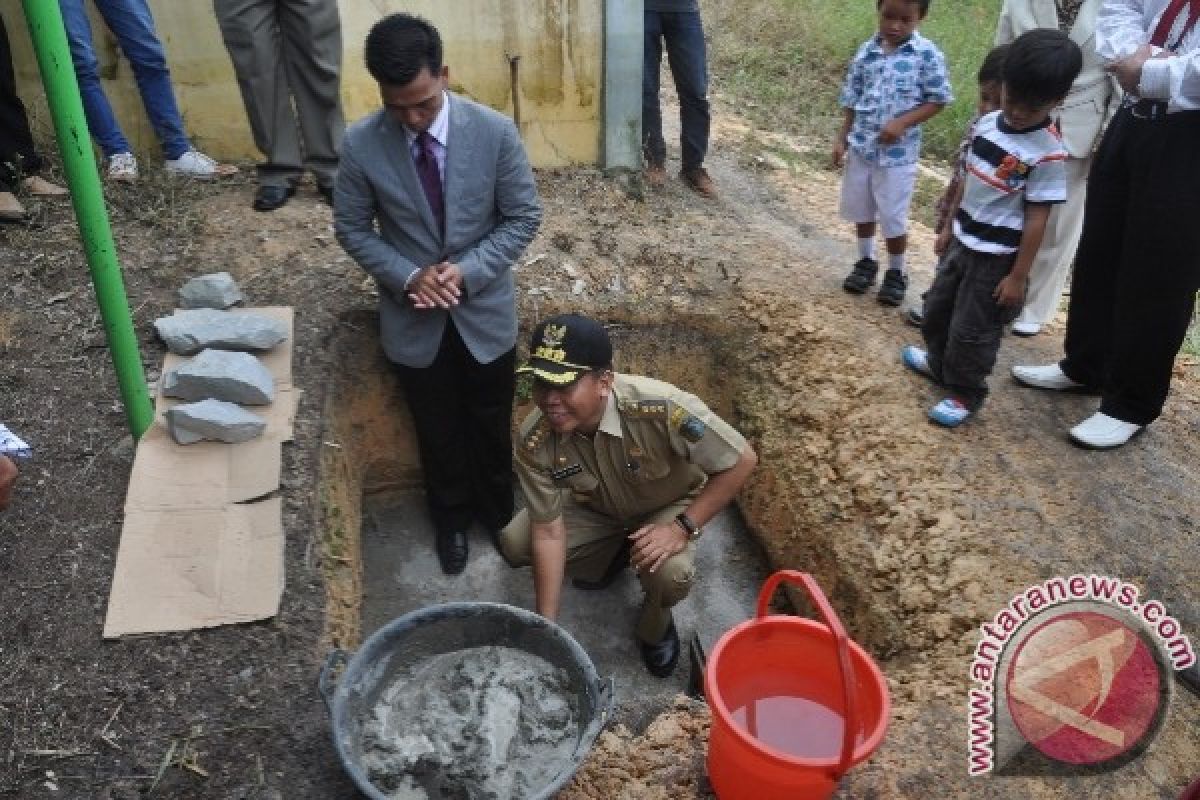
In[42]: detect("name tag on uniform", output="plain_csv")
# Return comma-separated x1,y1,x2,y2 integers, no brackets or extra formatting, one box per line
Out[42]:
552,464,583,480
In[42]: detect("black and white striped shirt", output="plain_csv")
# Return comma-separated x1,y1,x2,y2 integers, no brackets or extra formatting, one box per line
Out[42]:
954,111,1068,255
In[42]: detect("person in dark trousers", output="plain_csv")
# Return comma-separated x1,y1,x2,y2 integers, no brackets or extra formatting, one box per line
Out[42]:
643,0,717,198
214,0,345,210
1012,0,1200,449
334,14,542,575
0,12,67,222
902,30,1082,428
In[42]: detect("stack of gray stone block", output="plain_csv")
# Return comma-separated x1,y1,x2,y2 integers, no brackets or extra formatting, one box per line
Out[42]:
155,274,285,445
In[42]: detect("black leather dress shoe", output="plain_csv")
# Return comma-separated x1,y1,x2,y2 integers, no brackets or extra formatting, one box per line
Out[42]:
436,530,469,575
317,185,333,205
572,538,631,590
640,617,681,678
253,185,295,212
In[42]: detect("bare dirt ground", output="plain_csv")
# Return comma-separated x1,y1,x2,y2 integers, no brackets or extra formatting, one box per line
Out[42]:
1,89,1197,799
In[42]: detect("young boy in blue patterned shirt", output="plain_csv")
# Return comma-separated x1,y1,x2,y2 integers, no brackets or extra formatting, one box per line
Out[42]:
834,0,952,306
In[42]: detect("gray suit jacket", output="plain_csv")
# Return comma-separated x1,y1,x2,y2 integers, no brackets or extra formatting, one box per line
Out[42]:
334,93,542,368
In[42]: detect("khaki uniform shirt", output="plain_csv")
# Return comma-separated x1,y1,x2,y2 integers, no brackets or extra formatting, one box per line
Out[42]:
515,374,748,525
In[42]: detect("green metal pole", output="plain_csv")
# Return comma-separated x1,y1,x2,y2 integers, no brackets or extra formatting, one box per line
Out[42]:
20,0,153,439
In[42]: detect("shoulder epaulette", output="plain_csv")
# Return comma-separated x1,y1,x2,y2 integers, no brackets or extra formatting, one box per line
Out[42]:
521,415,552,453
618,399,668,418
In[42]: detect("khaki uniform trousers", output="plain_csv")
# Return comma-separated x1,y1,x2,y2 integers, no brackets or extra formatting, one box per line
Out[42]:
499,496,696,643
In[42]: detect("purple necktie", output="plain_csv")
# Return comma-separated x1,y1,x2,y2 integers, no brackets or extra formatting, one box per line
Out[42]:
413,130,445,233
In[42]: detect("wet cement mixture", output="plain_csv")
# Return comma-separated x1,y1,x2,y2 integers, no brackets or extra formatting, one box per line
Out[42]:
359,646,580,799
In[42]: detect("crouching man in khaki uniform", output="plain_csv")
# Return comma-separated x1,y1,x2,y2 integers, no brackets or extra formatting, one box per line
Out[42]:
499,314,757,677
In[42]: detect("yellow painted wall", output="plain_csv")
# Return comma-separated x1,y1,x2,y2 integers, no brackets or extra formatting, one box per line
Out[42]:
1,0,602,168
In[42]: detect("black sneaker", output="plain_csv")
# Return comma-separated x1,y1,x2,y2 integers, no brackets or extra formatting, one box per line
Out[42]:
842,257,879,294
877,268,908,306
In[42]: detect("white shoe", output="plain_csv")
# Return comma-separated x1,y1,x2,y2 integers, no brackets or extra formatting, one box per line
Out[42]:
1012,320,1042,337
165,149,224,178
106,152,138,182
1012,363,1084,391
1069,412,1144,450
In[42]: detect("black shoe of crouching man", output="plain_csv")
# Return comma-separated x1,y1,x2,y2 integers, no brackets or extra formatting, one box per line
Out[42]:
436,530,468,575
640,617,681,678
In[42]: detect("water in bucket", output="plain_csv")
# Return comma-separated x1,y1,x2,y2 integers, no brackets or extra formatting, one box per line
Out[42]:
730,694,860,761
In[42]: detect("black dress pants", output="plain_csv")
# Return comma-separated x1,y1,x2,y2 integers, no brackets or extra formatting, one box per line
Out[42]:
0,12,44,188
395,320,516,537
1060,107,1200,426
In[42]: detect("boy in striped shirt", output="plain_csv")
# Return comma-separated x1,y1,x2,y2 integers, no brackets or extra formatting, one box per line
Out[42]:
901,29,1081,427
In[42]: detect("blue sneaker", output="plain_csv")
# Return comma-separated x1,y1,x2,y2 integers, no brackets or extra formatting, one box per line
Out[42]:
901,345,935,381
929,397,970,428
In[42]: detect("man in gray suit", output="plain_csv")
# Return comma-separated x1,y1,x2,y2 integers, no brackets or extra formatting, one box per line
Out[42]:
334,13,542,574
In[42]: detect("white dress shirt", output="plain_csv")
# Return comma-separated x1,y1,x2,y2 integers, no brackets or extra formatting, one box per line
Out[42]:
1097,0,1200,111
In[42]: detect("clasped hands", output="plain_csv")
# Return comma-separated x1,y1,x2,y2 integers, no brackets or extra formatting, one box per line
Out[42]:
407,261,463,309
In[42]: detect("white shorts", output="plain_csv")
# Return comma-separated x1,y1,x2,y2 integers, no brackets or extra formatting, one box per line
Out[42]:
839,150,918,239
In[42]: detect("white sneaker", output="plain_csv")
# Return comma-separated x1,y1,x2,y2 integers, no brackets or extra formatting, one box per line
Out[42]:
165,149,219,178
1012,320,1042,337
106,152,138,182
1069,412,1144,450
1012,363,1084,391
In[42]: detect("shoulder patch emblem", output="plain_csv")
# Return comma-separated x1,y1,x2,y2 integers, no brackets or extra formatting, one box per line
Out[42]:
679,414,707,443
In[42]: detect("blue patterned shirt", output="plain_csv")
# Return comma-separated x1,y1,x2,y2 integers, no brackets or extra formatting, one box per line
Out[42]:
838,32,953,167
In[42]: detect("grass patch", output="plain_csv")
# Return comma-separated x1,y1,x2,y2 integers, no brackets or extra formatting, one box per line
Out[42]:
1184,301,1200,359
705,0,1001,164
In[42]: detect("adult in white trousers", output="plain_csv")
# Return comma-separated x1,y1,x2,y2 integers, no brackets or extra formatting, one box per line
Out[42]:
995,0,1117,336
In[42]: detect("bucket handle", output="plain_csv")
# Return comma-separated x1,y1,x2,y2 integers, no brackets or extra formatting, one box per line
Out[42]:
755,571,859,781
596,675,616,725
318,649,349,713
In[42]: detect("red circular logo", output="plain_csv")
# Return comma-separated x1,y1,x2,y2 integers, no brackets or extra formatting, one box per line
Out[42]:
1005,611,1164,765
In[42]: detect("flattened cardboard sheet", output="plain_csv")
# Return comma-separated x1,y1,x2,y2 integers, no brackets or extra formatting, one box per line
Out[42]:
103,306,295,638
103,498,284,637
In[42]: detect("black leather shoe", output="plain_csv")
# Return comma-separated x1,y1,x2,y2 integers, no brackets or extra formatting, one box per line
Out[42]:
572,538,631,590
640,617,681,678
317,185,333,205
253,185,295,212
436,531,468,575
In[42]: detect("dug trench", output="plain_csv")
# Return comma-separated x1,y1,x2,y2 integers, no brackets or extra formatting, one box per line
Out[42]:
318,159,1200,797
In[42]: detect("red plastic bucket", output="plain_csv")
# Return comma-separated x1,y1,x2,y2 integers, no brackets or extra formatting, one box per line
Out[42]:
705,571,890,799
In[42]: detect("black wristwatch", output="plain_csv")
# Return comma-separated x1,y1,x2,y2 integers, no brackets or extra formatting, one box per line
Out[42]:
675,512,702,542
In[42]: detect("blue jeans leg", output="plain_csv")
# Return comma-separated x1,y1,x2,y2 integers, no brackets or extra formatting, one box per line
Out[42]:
662,11,710,172
642,10,666,167
60,0,130,158
93,0,191,160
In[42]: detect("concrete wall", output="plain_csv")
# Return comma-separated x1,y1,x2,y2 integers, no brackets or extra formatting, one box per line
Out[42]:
1,0,603,168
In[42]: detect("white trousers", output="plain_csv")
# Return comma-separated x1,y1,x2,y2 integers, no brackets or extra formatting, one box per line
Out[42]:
1017,155,1091,328
839,150,918,240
